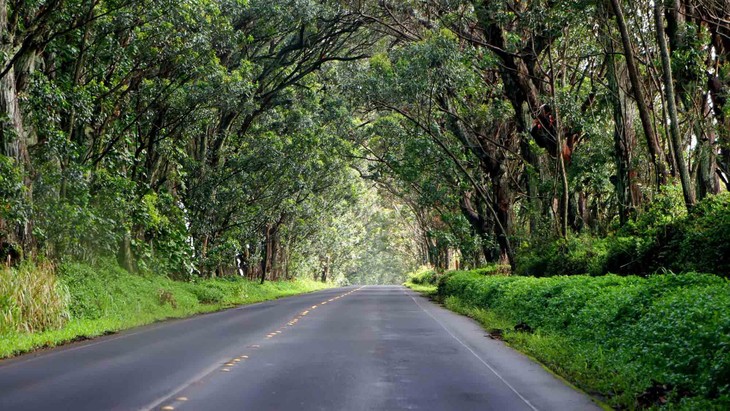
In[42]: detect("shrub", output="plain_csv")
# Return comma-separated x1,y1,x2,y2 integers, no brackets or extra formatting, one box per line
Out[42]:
516,190,730,278
516,235,608,277
408,266,438,285
673,192,730,275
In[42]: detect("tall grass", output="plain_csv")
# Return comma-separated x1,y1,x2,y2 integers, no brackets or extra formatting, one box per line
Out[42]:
0,263,70,334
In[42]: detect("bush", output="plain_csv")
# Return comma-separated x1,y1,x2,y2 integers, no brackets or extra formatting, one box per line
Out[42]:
408,266,438,285
516,235,609,277
437,270,730,409
673,192,730,275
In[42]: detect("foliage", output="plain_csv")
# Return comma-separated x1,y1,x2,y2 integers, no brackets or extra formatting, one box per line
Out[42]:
673,192,730,274
0,156,27,234
516,234,609,277
0,3,729,407
407,266,438,285
514,189,730,278
435,270,730,409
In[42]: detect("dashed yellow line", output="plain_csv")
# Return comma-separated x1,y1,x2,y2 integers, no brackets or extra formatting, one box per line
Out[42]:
155,288,367,410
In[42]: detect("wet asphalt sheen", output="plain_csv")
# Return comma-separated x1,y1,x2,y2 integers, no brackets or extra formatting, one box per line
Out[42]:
0,286,602,411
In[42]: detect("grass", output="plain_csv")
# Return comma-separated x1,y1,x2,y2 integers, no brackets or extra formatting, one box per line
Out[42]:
0,263,70,335
403,281,437,295
406,269,730,410
0,260,330,359
403,266,438,296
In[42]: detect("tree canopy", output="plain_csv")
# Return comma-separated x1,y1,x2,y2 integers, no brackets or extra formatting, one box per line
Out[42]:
1,0,729,282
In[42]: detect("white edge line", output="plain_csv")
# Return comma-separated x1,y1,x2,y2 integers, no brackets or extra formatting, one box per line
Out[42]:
139,357,230,411
407,290,540,411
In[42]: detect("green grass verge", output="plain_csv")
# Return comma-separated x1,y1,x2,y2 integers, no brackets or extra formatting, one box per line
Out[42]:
403,266,438,296
0,261,330,359
403,281,437,296
409,269,730,410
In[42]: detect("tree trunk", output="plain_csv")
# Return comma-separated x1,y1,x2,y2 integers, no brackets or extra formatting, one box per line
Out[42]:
606,39,641,224
492,170,515,269
117,230,137,273
608,0,669,186
320,255,330,282
0,15,33,257
696,98,721,198
459,191,497,263
653,0,695,209
260,225,271,284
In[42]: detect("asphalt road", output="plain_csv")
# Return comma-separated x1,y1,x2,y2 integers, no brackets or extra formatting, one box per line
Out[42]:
0,286,602,411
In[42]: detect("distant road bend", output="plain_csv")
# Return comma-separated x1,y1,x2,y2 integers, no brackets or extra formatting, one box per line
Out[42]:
0,286,601,411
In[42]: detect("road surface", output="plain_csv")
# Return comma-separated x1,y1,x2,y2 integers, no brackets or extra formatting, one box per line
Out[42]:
0,286,601,410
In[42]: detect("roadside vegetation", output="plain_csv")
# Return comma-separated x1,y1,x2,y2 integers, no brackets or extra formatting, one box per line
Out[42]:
517,189,730,278
0,261,329,359
403,266,439,296
406,266,730,410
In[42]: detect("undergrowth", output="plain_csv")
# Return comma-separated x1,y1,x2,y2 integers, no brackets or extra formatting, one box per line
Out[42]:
517,189,730,277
